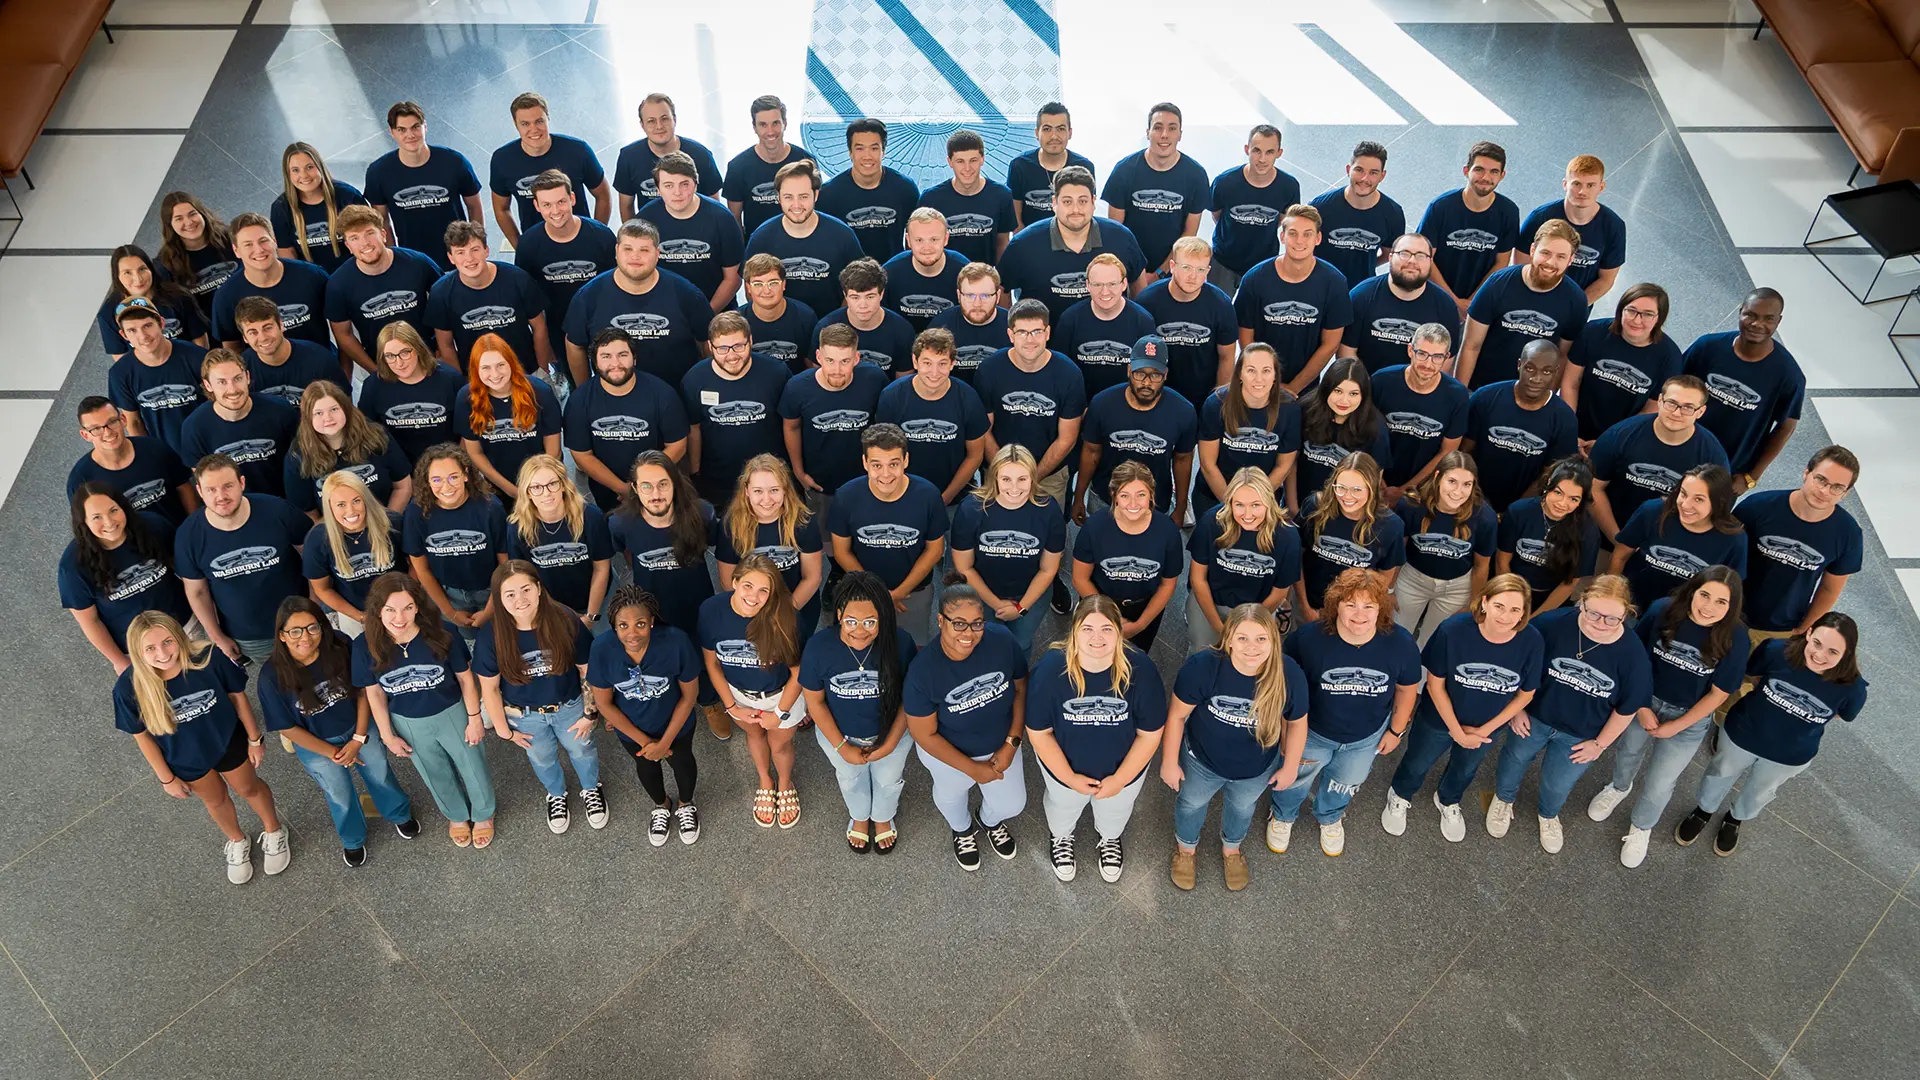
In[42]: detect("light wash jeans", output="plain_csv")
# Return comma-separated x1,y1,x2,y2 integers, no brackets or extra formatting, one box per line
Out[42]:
998,602,1047,655
1171,745,1272,849
1492,714,1591,819
292,732,413,849
443,585,489,642
1693,730,1813,821
1269,721,1391,825
917,743,1028,832
1186,593,1233,653
1040,767,1147,840
507,695,602,797
815,726,914,823
1603,697,1712,830
1393,563,1473,648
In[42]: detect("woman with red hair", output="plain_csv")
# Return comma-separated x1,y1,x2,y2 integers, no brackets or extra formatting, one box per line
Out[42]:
452,334,561,502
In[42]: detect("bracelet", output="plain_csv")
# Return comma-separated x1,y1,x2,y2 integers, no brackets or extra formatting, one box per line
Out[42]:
1388,728,1407,738
834,735,849,750
158,775,178,786
350,733,368,744
246,737,263,747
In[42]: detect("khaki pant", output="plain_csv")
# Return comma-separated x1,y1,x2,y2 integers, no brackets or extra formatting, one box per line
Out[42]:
1037,467,1068,507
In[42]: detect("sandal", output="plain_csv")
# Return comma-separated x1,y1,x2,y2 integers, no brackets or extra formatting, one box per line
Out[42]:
449,821,472,848
472,819,495,849
752,788,777,828
847,821,871,853
777,788,801,830
872,822,898,854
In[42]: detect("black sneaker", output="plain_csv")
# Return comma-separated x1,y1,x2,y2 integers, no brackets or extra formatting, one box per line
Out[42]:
1713,816,1742,856
1674,807,1712,846
1095,836,1125,882
647,806,671,847
674,802,700,845
952,829,982,871
392,817,421,840
581,785,609,830
986,820,1017,859
342,847,367,868
1049,835,1076,881
1049,579,1071,616
545,793,571,835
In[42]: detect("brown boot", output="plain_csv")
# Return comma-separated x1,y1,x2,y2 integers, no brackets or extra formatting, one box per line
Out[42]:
1170,847,1196,891
1222,849,1250,891
703,702,733,740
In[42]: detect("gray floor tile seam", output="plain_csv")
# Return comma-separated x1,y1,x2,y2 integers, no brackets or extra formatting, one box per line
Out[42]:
94,894,354,1078
1764,799,1912,896
0,936,96,1079
0,776,140,879
752,908,937,1079
343,891,516,1080
1761,865,1919,1080
1346,922,1487,1080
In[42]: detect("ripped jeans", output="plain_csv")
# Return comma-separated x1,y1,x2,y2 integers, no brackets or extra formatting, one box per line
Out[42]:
1268,721,1391,825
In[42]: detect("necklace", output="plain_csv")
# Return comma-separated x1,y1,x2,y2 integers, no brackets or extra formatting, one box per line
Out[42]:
1576,629,1603,662
847,642,874,672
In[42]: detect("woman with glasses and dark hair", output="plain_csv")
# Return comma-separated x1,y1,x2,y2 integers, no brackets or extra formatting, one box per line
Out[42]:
61,482,191,673
802,571,918,853
358,321,465,464
1392,451,1495,646
1675,611,1865,857
1496,456,1599,615
1608,464,1746,611
403,443,508,635
590,585,703,846
1561,282,1681,452
260,597,417,867
97,244,209,357
1291,356,1390,509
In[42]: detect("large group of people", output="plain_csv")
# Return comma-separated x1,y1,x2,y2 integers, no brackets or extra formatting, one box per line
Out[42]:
65,91,1870,892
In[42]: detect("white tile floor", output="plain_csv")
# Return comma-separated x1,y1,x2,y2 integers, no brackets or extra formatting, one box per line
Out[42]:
254,0,592,24
1802,398,1920,560
0,258,115,393
1738,254,1915,390
1630,27,1832,128
45,30,236,131
9,134,184,251
0,400,54,514
1614,0,1761,22
107,0,252,23
1679,130,1856,248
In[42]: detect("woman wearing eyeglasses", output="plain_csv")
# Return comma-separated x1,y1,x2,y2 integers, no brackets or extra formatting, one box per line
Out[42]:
1561,283,1681,454
951,444,1067,654
1187,467,1299,650
403,444,509,636
1496,456,1599,615
1608,464,1747,612
589,586,703,846
1485,574,1651,853
1297,452,1403,625
507,456,612,627
802,571,918,853
359,322,465,465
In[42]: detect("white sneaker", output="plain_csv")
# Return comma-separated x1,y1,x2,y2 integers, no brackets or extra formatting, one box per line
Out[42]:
1435,793,1467,843
1380,790,1410,836
259,828,290,876
1586,783,1631,822
647,806,671,847
224,836,254,885
1538,815,1564,854
1320,819,1346,856
1486,797,1514,838
1265,816,1293,854
1620,826,1651,868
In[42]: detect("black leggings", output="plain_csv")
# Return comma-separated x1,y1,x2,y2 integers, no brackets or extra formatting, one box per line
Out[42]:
624,726,698,806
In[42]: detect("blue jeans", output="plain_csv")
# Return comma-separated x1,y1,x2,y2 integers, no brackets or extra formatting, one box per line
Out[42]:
1605,697,1712,830
292,733,413,849
508,695,601,797
1270,722,1389,825
1492,715,1590,819
1390,719,1497,808
443,586,488,641
998,602,1046,655
815,726,914,822
1694,730,1813,820
1172,746,1272,849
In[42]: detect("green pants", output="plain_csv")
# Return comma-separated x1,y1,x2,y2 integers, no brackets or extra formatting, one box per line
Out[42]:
393,702,497,823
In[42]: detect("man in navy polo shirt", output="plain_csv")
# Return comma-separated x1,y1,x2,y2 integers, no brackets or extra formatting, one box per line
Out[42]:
974,298,1086,507
174,453,311,663
1518,155,1625,306
781,323,888,524
829,424,950,645
1000,165,1151,322
177,350,297,498
363,100,484,272
818,117,920,264
744,160,864,320
488,91,610,248
918,129,1018,267
813,258,917,376
515,169,619,369
1419,141,1519,317
1456,218,1588,390
723,94,815,239
1588,374,1728,540
881,208,967,333
1208,124,1301,293
563,327,690,510
1103,102,1210,274
1234,203,1351,394
1682,287,1802,495
325,204,440,374
680,311,793,508
1137,236,1237,407
425,220,552,375
1462,340,1578,512
876,328,990,506
564,219,713,389
1311,141,1406,290
737,253,817,372
1370,323,1468,498
1007,102,1095,229
1735,445,1861,641
929,262,1011,381
212,213,332,350
1341,233,1461,375
1074,334,1197,523
1056,253,1158,400
636,151,743,313
612,91,723,220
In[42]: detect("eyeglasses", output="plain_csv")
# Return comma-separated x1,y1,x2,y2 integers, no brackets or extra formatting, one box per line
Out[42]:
942,615,987,632
1807,474,1851,495
1410,348,1450,364
1657,397,1705,416
712,342,751,356
1010,327,1047,339
523,480,563,497
633,479,672,495
1621,307,1660,321
1389,249,1433,261
959,292,997,303
80,416,125,435
428,474,465,488
1580,606,1625,628
840,616,878,630
381,345,414,360
280,624,325,638
746,279,782,290
1332,483,1368,497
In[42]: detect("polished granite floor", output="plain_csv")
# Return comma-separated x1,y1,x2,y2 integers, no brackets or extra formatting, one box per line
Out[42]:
3,2,1916,1078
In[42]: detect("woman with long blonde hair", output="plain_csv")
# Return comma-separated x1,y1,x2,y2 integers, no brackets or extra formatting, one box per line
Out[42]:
506,455,612,625
1162,604,1308,892
952,443,1067,652
1025,595,1166,883
1298,451,1403,623
271,140,369,273
302,470,400,635
700,554,807,828
455,334,562,502
284,379,412,519
113,611,289,883
1187,467,1300,650
718,454,824,636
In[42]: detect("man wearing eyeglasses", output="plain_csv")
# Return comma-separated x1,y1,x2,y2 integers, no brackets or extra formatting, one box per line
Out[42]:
1681,288,1802,497
1368,323,1468,501
1055,253,1157,401
974,299,1086,511
679,312,791,508
1586,375,1729,542
563,327,690,510
1735,445,1861,644
928,263,1010,382
1340,233,1461,376
736,254,817,373
564,219,713,389
881,208,967,335
69,395,198,525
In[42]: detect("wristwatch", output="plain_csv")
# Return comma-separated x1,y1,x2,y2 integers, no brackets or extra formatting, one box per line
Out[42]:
1005,734,1023,748
350,732,368,744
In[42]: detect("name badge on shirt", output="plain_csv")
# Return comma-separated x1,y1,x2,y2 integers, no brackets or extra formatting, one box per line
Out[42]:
700,391,720,405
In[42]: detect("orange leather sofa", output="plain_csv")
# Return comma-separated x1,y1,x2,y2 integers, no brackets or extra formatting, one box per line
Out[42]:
1755,0,1920,183
0,1,115,179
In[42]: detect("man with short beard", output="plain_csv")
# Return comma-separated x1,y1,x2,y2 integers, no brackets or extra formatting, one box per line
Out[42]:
1455,218,1589,391
1462,340,1578,513
1310,140,1406,291
564,219,713,388
1341,233,1460,375
1418,141,1520,316
680,311,792,508
325,204,441,373
1073,334,1196,524
927,262,1009,382
998,166,1149,322
174,453,312,663
178,350,298,497
563,327,690,510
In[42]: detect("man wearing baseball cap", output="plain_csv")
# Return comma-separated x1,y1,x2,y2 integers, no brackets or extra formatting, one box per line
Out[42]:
1072,332,1198,526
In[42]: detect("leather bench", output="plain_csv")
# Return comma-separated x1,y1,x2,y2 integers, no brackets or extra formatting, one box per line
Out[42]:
1755,0,1920,184
0,0,115,179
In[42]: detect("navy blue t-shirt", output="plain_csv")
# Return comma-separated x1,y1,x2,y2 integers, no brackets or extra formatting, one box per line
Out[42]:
490,134,605,231
177,397,298,498
113,649,246,774
916,179,1018,266
1733,491,1862,633
1462,266,1587,389
1682,332,1806,475
1417,188,1520,299
1343,276,1461,375
814,307,917,376
301,514,401,612
739,298,818,372
1567,318,1684,440
1394,497,1498,583
880,249,966,333
721,144,815,238
587,625,702,738
67,437,191,525
1415,612,1544,731
562,372,690,507
402,494,509,592
258,646,360,741
1300,497,1406,609
998,218,1147,324
1232,257,1353,381
211,260,333,347
512,217,617,357
714,516,823,598
1614,500,1749,611
281,437,412,517
1025,646,1167,780
610,502,717,633
355,363,464,464
1137,278,1239,406
1311,188,1406,290
180,245,240,320
681,354,793,496
362,146,483,269
270,183,370,274
1055,299,1156,399
1497,496,1601,600
971,349,1087,464
1173,649,1308,780
564,268,712,388
324,248,440,352
1285,622,1422,742
799,626,918,743
57,514,190,648
949,496,1068,602
1101,151,1210,269
1295,414,1393,501
1371,365,1470,487
877,377,989,497
107,344,206,458
928,307,1010,381
828,476,949,591
1589,414,1730,530
1725,638,1868,766
698,591,796,696
612,136,723,200
1005,148,1095,225
472,619,594,708
1529,607,1653,740
505,505,613,614
1209,166,1302,274
248,340,347,409
817,168,920,264
424,262,546,371
1189,509,1301,608
636,196,745,302
1464,383,1577,512
779,365,889,492
351,625,471,719
173,494,311,641
1082,385,1198,512
903,623,1028,755
1071,509,1182,605
1637,597,1750,711
1519,200,1626,292
452,382,564,491
1197,390,1302,500
744,215,865,318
